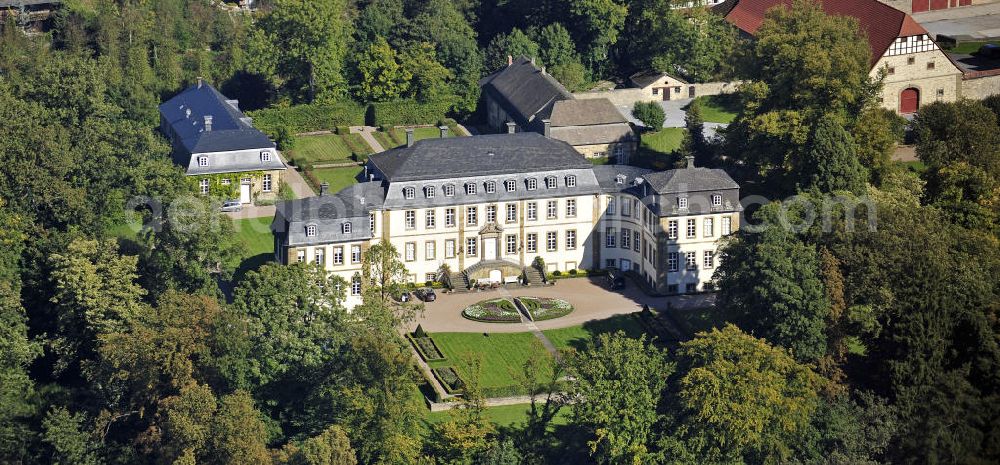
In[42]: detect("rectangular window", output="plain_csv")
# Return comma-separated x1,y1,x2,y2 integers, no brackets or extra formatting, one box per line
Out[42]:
686,283,697,293
621,227,631,249
505,180,516,192
668,252,678,272
687,219,696,238
486,205,497,223
566,230,577,250
199,179,210,195
445,208,456,227
425,209,436,228
297,250,305,263
466,183,477,195
526,233,537,253
685,251,697,270
333,247,344,265
405,242,416,262
722,217,732,235
444,184,455,196
622,199,631,217
466,207,478,226
527,178,537,190
425,241,436,260
545,177,557,189
546,232,557,252
506,234,517,255
606,227,616,248
485,181,496,194
527,202,538,221
712,194,722,207
314,249,325,267
633,231,640,252
466,238,477,256
262,174,272,192
425,273,436,283
668,220,678,239
351,277,361,295
370,213,376,234
566,199,577,217
198,156,208,167
704,218,714,237
678,197,688,209
425,186,435,198
566,176,576,188
547,201,557,219
927,61,935,70
606,259,616,268
221,178,231,185
703,250,714,269
614,146,624,158
607,197,616,215
351,245,361,263
506,204,517,223
405,210,416,229
445,239,456,258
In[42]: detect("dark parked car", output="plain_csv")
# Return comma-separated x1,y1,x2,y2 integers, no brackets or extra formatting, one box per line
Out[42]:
414,288,437,302
396,291,411,303
977,43,1000,59
606,270,626,290
220,200,243,212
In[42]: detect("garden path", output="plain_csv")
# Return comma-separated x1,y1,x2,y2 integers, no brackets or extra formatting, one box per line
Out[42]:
497,286,560,359
350,126,386,153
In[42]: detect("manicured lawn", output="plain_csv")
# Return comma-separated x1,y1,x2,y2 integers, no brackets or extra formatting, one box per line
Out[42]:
640,127,685,154
375,126,463,150
589,156,611,165
288,133,370,165
232,217,274,258
950,41,992,54
897,160,927,174
311,166,362,193
427,403,571,427
426,332,554,393
690,94,740,124
543,314,648,352
661,304,738,337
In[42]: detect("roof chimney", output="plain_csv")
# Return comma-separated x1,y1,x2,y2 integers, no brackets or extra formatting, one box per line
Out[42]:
203,115,213,132
405,128,415,147
531,57,535,66
439,125,449,138
507,54,513,66
197,76,203,88
542,119,551,138
506,121,516,134
685,155,695,169
320,182,329,196
541,66,546,75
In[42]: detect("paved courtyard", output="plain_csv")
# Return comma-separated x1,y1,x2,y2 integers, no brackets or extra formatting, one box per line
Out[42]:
914,2,1000,40
407,277,715,333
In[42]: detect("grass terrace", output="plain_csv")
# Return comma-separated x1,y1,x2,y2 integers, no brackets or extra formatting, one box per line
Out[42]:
640,127,685,154
375,125,463,150
310,166,363,194
542,313,647,352
426,332,553,396
949,41,993,55
689,94,740,124
288,133,372,166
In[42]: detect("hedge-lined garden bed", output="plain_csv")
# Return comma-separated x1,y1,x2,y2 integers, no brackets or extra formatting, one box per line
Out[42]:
408,334,446,362
432,367,465,394
516,297,574,321
461,298,521,323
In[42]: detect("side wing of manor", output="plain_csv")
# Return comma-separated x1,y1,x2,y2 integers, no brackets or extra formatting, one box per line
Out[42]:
271,133,740,309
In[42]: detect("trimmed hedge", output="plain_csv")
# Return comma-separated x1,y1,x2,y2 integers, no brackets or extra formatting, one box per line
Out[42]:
433,367,465,394
407,335,446,362
367,100,452,127
249,101,366,136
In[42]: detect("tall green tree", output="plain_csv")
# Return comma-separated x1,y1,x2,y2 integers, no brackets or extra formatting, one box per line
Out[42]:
569,333,671,464
484,28,540,73
567,0,628,74
409,0,483,114
796,117,869,194
41,408,103,465
355,37,411,102
400,42,455,103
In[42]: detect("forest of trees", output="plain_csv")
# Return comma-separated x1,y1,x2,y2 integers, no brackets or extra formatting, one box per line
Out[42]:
1,0,998,464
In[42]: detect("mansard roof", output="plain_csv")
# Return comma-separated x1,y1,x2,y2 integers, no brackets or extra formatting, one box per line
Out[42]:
159,81,275,154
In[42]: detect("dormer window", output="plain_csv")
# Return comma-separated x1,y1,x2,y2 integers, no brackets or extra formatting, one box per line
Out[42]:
260,151,271,162
711,194,722,207
616,174,626,185
485,180,496,194
544,176,557,189
505,179,516,192
466,183,477,195
444,184,455,197
403,187,415,199
198,156,208,167
306,224,317,237
526,178,537,190
565,175,577,188
342,222,352,234
425,186,435,198
678,197,688,209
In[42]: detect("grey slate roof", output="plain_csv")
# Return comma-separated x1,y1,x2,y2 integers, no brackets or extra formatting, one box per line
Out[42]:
479,56,574,128
644,167,739,194
549,124,635,146
367,133,592,182
159,82,276,154
592,165,653,193
549,99,628,127
273,182,385,247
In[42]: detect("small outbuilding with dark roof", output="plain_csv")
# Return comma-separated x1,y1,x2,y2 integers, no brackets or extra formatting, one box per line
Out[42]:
159,79,286,203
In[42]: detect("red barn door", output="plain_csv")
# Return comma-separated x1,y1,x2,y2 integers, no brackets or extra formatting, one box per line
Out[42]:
900,88,920,114
930,0,948,9
912,0,928,12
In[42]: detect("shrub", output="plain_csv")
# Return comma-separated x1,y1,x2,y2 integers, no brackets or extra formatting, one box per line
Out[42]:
462,298,521,323
568,269,578,275
532,256,545,272
552,270,562,276
413,324,427,338
274,126,296,151
409,335,445,361
335,125,351,135
633,101,666,130
249,101,366,136
366,100,453,127
433,367,465,393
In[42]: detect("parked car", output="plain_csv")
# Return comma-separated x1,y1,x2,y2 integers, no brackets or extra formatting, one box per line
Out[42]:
396,291,411,303
220,200,243,212
606,269,626,290
414,288,437,302
977,43,1000,59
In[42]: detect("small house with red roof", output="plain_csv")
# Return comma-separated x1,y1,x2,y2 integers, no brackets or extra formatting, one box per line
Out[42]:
716,0,963,114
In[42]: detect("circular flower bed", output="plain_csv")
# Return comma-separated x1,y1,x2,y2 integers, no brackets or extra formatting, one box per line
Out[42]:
461,298,522,323
516,297,574,321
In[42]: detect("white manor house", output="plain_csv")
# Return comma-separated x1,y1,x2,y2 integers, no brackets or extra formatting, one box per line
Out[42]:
271,133,741,308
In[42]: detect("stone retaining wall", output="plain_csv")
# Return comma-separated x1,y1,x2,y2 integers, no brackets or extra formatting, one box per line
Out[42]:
574,81,743,107
962,73,1000,99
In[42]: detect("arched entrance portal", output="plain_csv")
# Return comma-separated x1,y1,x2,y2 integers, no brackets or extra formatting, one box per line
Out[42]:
900,88,920,114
